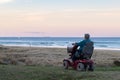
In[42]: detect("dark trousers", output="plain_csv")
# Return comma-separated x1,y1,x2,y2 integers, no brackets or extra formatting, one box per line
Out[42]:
72,50,84,62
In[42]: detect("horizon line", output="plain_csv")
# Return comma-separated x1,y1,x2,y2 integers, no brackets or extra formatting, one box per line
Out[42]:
0,36,120,38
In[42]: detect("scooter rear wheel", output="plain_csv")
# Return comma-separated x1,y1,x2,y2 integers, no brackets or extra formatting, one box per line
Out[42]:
76,63,84,71
88,63,94,71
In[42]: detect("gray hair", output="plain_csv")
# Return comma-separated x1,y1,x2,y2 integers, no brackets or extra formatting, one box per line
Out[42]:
84,34,90,39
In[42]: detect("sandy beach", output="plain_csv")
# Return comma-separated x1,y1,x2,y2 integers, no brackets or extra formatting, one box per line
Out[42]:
0,46,120,66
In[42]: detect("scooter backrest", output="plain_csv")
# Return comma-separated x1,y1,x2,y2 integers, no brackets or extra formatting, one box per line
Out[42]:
82,41,94,55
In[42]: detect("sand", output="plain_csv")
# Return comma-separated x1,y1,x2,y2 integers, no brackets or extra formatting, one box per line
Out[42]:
0,46,120,66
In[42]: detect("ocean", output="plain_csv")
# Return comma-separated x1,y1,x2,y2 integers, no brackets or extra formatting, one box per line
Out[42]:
0,37,120,50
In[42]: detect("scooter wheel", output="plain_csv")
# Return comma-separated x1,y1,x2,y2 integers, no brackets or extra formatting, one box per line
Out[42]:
63,61,69,69
88,63,94,71
76,63,84,71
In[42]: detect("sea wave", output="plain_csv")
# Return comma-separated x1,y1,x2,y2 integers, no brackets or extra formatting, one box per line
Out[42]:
0,37,120,49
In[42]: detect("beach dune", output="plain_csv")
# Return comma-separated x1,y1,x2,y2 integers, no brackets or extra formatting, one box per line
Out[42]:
0,46,120,66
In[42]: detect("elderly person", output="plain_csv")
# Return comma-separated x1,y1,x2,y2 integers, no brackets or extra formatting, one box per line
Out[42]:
72,34,93,62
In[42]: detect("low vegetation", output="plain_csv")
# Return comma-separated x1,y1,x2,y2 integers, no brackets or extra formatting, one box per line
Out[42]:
0,47,120,80
0,65,120,80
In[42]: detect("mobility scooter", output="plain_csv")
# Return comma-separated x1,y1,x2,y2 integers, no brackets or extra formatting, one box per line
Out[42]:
63,42,94,71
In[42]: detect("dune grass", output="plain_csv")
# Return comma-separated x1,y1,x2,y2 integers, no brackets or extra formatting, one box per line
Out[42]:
0,65,120,80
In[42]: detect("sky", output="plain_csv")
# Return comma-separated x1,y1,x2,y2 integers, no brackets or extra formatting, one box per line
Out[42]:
0,0,120,37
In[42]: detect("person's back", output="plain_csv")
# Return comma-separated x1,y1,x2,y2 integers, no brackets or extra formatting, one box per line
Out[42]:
76,39,91,51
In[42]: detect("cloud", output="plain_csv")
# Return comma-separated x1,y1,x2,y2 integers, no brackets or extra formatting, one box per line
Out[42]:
0,0,14,4
24,32,47,34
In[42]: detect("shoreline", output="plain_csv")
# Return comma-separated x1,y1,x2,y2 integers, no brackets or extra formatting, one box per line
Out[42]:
1,45,120,51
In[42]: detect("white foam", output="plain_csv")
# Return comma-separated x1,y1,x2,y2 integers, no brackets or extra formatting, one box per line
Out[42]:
95,48,120,51
3,44,120,50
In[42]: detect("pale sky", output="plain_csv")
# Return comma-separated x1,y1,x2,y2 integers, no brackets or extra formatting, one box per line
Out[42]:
0,0,120,37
